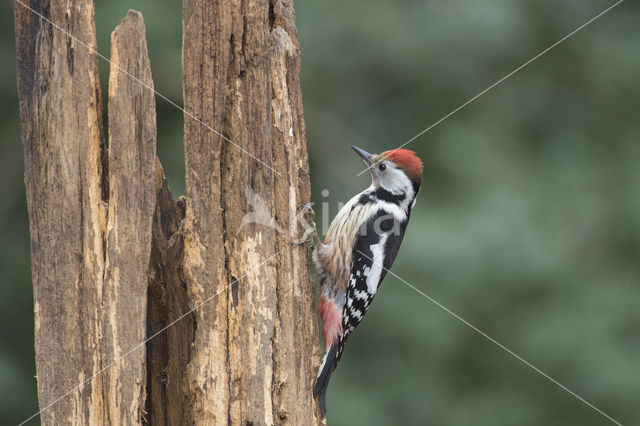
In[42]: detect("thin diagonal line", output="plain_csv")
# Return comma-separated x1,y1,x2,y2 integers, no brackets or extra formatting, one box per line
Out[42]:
14,0,281,177
18,250,282,426
358,0,623,176
355,249,623,426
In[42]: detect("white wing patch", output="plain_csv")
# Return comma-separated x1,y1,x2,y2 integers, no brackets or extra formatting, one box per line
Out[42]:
366,233,389,295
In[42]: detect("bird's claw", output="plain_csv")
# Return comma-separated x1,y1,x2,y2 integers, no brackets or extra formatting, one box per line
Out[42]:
292,204,319,246
292,226,318,245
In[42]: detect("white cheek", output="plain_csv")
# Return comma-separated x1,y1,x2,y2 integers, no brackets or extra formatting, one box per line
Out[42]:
381,169,412,195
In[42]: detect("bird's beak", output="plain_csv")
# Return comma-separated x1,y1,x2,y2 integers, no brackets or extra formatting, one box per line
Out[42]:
351,145,374,167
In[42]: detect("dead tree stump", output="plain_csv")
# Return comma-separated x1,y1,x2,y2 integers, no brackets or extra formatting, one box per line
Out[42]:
14,1,321,424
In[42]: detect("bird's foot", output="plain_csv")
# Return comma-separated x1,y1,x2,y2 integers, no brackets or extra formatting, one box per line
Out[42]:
292,204,320,246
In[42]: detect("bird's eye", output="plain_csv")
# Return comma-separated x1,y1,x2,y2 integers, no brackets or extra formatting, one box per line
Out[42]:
378,163,387,171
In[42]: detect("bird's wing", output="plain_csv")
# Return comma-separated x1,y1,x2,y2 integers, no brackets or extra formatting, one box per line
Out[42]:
335,210,408,364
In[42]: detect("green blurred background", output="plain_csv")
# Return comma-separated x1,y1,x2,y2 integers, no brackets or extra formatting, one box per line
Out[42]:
2,0,638,424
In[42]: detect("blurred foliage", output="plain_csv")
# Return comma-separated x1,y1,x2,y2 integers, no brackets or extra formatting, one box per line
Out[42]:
2,0,638,424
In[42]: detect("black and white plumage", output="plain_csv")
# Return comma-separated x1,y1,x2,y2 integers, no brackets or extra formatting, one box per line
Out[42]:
311,145,423,417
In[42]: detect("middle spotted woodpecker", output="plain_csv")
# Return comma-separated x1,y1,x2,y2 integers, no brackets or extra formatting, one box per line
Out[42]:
297,145,423,417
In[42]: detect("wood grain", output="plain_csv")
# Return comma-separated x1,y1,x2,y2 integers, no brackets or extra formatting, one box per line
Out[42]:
181,0,322,423
15,5,156,424
105,10,157,423
15,1,108,423
15,1,320,423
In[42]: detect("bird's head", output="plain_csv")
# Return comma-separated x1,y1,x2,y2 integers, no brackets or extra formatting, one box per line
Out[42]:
351,145,423,195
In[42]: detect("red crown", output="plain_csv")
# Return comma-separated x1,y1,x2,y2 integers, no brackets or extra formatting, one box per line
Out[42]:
380,149,423,184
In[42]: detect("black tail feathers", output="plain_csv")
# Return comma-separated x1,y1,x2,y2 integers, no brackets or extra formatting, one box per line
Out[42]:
313,344,337,418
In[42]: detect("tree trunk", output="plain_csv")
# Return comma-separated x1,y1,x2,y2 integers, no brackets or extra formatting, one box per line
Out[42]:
15,0,321,424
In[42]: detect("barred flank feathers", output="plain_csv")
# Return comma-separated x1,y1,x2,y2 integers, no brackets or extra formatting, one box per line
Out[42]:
313,344,338,418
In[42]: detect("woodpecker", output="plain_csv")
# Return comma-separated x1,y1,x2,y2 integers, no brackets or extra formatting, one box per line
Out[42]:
298,145,423,417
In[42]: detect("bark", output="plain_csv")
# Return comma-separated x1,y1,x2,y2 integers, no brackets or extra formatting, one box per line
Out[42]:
105,11,157,423
15,3,155,424
181,0,321,424
15,0,320,425
15,0,106,422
